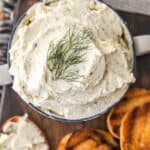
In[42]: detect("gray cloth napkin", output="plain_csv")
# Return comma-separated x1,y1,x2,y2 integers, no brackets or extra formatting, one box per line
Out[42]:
0,0,20,100
0,0,20,63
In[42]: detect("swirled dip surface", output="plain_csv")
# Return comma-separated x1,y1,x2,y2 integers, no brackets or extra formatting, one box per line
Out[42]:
9,0,135,119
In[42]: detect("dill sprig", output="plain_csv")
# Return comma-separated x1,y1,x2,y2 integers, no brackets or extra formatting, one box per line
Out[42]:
47,27,92,82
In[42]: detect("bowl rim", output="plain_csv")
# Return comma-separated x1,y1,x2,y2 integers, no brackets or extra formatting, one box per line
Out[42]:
7,1,136,122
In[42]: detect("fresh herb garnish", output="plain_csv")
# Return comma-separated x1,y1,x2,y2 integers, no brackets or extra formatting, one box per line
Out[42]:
48,109,61,116
47,27,92,82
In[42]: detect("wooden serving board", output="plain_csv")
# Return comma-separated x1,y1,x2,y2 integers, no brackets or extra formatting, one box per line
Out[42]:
0,1,150,149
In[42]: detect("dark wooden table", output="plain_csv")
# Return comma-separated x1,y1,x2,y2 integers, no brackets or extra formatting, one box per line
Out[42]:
0,1,150,149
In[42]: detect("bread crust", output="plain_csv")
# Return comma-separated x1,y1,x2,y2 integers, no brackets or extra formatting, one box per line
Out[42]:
57,128,118,150
120,103,150,150
107,88,150,139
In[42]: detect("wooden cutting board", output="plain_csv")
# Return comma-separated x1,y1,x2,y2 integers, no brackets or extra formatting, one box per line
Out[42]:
0,1,150,149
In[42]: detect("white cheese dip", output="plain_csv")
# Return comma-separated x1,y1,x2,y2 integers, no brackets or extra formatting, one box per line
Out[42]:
9,0,135,119
0,115,49,150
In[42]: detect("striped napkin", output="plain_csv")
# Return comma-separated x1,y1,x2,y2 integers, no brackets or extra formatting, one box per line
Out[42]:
0,0,20,100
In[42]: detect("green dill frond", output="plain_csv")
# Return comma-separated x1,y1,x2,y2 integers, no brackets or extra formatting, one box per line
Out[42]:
47,27,92,82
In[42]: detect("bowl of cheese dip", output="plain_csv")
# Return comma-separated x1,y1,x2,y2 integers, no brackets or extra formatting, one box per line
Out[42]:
8,0,135,121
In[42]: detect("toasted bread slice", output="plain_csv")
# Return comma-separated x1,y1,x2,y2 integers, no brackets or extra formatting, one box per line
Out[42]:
57,133,72,150
125,88,150,99
120,103,150,150
96,129,118,148
107,90,150,139
57,128,118,150
0,115,50,150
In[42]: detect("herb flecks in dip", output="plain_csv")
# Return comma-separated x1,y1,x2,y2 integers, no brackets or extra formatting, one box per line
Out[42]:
9,0,135,119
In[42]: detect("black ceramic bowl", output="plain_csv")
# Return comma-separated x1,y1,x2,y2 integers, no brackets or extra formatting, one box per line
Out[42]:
8,1,135,122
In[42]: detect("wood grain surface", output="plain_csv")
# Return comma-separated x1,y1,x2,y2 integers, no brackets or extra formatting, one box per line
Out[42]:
0,0,150,149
